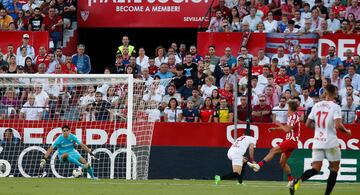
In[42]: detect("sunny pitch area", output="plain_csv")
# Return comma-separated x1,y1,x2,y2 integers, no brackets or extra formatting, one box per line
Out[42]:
0,178,359,195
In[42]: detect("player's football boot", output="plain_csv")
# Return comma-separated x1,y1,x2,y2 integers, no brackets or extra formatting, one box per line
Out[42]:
214,175,221,185
289,178,300,195
246,162,260,172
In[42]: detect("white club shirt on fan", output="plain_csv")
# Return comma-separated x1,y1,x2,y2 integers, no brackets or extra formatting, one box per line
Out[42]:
20,102,43,120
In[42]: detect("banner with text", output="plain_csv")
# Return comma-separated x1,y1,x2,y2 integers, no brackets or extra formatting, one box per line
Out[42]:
77,0,211,28
0,120,358,150
0,31,49,55
318,34,360,60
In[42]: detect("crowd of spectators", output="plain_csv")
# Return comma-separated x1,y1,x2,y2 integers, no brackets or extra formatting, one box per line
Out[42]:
0,0,360,124
207,0,360,35
0,0,77,49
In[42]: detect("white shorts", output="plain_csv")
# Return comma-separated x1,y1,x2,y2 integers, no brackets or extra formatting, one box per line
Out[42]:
227,148,244,166
312,147,341,162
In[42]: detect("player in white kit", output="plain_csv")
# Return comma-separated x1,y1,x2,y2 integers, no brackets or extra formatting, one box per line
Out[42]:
214,134,256,185
290,84,351,195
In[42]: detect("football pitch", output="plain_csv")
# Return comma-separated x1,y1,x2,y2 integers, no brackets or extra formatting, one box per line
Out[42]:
0,178,359,195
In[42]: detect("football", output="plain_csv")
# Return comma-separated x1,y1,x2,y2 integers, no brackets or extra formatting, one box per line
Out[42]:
72,168,82,178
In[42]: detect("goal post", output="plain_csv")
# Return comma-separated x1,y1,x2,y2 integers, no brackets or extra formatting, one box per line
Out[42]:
0,74,168,179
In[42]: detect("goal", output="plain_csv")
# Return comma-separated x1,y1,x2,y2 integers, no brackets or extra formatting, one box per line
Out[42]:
0,74,169,179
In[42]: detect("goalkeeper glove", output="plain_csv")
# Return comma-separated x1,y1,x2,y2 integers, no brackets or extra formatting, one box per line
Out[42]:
40,158,47,168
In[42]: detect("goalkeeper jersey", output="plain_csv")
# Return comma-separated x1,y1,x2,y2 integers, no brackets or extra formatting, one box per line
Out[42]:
52,133,81,153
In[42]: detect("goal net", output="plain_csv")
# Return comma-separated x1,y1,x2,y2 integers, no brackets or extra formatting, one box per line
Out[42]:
0,74,170,179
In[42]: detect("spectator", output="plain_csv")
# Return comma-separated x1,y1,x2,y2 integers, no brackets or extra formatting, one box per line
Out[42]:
189,45,203,63
327,11,341,32
164,98,182,122
286,59,298,76
46,53,59,74
306,47,321,73
331,68,343,89
316,20,333,36
342,49,354,68
116,35,135,56
201,76,218,99
92,91,111,121
272,46,290,67
255,0,269,19
264,11,278,33
208,45,220,67
6,55,16,74
295,63,310,89
199,97,214,122
299,87,314,110
342,96,357,124
264,85,279,108
128,55,142,75
0,53,8,67
228,6,241,32
41,7,63,50
155,63,174,79
283,76,301,97
207,9,223,32
16,33,35,59
140,67,153,87
28,7,43,31
243,7,262,31
143,80,165,104
145,100,161,122
0,7,13,30
1,87,19,117
293,10,304,29
0,128,20,144
311,0,328,19
24,56,35,73
20,93,42,120
219,66,236,89
2,44,15,63
272,96,288,123
34,46,49,71
79,85,96,107
339,77,357,99
182,53,197,77
165,47,182,64
354,55,360,74
187,88,204,110
211,89,221,107
275,66,290,87
237,95,247,122
148,57,158,76
191,61,206,89
327,46,342,67
125,65,136,78
182,100,199,122
166,54,179,74
341,85,360,106
319,56,334,79
13,10,27,31
178,77,194,100
267,74,282,97
16,46,31,67
345,0,360,21
60,56,76,74
284,20,299,33
299,19,314,34
343,65,360,91
212,0,230,18
213,98,233,123
55,47,66,65
330,0,346,18
278,14,289,33
22,0,40,15
256,48,269,66
55,0,76,29
136,47,149,69
72,44,91,74
33,83,50,118
336,20,355,34
313,65,323,88
252,95,272,123
111,54,126,74
162,84,182,108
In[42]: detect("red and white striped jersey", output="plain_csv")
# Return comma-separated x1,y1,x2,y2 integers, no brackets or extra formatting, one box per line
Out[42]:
286,112,300,141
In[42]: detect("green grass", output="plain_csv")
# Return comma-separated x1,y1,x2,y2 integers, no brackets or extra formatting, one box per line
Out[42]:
0,178,359,195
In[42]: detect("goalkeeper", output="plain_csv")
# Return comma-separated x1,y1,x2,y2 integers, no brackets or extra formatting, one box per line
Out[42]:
40,125,97,179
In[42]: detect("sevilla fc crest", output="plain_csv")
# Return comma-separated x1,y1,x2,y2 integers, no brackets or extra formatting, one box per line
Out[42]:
81,11,90,21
